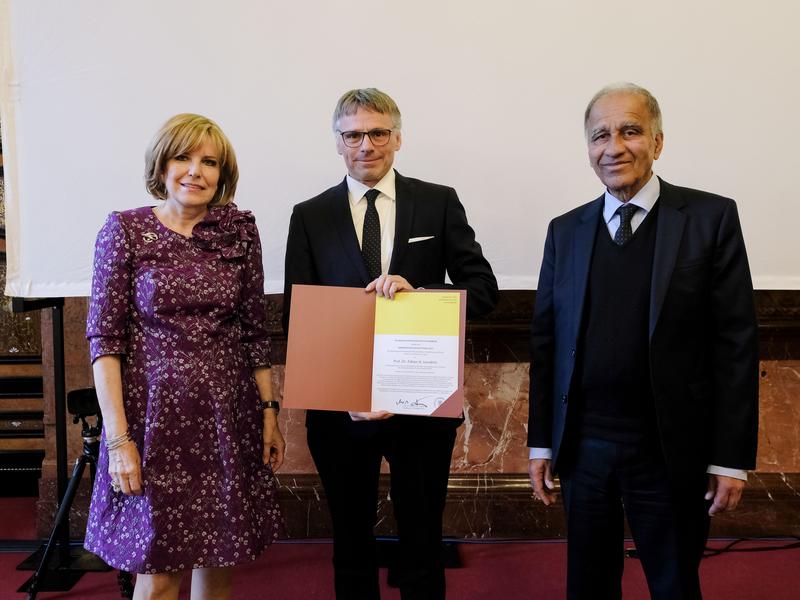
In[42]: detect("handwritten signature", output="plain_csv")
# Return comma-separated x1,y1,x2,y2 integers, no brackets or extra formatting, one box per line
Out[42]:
395,398,429,409
395,396,446,410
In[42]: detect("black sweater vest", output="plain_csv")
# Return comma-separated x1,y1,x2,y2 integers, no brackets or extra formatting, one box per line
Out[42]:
576,204,660,444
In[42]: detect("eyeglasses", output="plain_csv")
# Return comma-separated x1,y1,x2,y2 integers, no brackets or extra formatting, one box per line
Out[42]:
338,128,394,148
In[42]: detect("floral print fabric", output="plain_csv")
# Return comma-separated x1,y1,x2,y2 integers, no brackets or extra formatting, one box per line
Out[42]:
84,204,280,573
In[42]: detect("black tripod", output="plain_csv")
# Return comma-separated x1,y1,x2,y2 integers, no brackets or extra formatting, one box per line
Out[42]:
19,388,134,599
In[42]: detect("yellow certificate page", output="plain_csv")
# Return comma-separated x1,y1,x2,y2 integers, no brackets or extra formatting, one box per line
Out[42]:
371,291,461,415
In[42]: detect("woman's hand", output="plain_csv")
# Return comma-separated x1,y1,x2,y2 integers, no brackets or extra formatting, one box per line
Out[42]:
262,411,285,472
93,356,142,495
252,367,284,471
108,441,143,495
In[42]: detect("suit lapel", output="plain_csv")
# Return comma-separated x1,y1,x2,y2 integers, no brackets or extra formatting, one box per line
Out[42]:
649,178,686,338
329,178,371,284
388,171,414,274
572,197,603,340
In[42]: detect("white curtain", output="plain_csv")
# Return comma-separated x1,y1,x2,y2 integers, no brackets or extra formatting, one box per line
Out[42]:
2,0,799,297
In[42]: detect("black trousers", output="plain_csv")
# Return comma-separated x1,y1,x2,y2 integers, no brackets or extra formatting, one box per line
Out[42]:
559,436,710,600
308,414,458,600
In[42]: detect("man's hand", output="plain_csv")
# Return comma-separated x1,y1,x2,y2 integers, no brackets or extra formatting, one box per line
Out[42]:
348,411,395,422
528,458,557,506
705,474,745,516
365,274,413,299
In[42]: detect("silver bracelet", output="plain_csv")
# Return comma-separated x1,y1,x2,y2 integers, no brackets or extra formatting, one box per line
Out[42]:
106,430,132,452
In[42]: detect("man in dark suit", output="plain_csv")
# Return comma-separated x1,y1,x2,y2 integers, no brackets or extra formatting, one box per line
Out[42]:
527,83,759,599
283,88,497,599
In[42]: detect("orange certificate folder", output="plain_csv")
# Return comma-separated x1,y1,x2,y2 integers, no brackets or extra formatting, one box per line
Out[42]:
283,284,466,417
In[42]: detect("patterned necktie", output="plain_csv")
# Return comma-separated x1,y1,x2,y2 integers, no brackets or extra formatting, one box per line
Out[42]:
361,189,382,279
614,203,639,246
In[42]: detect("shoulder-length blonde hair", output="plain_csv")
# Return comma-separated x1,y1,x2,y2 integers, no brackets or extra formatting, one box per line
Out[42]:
144,113,239,206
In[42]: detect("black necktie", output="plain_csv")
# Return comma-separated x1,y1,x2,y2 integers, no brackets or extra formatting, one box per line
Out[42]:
614,204,639,246
361,189,382,279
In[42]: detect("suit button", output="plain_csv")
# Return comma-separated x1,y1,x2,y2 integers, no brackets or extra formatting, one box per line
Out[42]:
561,393,568,404
570,348,576,357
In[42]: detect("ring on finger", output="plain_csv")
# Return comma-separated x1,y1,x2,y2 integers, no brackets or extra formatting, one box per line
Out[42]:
111,479,121,493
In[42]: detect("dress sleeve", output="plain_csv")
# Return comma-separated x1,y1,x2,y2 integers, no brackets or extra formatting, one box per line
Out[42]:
239,223,272,368
86,212,133,363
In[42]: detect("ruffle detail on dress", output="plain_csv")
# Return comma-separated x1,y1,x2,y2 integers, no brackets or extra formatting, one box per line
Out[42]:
192,203,256,260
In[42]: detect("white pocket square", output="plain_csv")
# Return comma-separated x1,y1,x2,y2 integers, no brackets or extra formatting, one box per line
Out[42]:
408,236,435,243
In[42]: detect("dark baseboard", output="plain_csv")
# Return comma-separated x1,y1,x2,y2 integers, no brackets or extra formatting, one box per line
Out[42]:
28,471,800,539
275,472,800,540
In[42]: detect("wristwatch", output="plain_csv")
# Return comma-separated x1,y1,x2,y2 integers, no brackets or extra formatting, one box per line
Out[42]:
258,400,280,413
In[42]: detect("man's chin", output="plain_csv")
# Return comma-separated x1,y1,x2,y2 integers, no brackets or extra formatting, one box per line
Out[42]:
602,178,635,194
354,167,388,185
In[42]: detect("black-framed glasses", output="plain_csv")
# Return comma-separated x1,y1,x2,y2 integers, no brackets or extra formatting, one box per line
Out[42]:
338,128,394,148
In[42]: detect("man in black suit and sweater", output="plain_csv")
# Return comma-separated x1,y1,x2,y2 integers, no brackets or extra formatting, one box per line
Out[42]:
283,88,498,600
528,83,759,599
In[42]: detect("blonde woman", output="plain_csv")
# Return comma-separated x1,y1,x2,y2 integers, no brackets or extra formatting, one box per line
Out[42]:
85,114,283,600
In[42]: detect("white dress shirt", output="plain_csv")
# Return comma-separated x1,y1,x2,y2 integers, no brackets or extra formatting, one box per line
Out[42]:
346,169,396,276
602,171,660,237
529,173,747,481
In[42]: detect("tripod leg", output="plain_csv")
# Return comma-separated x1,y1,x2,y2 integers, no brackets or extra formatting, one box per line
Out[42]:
118,570,135,599
25,455,89,599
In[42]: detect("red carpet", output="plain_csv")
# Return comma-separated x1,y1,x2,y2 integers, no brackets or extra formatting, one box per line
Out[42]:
2,496,798,599
2,539,799,599
0,498,36,540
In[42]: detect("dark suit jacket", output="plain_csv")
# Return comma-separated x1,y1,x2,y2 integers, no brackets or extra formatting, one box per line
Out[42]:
284,171,498,430
528,178,759,479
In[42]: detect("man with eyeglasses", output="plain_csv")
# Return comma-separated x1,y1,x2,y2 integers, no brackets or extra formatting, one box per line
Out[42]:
283,88,497,599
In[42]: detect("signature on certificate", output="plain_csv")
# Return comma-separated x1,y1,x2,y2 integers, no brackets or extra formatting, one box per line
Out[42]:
395,396,446,410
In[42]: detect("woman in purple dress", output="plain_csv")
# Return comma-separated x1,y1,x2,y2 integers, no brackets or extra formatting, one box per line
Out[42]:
85,114,283,600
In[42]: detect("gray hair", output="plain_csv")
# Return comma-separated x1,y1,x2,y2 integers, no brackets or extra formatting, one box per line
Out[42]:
332,88,402,132
584,82,662,136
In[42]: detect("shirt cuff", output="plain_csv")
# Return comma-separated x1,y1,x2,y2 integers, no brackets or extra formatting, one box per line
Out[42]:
707,464,748,481
529,447,553,460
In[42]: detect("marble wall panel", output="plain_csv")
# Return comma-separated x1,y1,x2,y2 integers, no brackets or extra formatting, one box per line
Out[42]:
271,366,315,474
271,362,533,476
757,361,800,472
453,363,529,474
271,360,800,477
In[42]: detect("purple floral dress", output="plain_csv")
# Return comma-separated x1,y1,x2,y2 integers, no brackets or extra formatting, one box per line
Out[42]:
84,204,281,574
